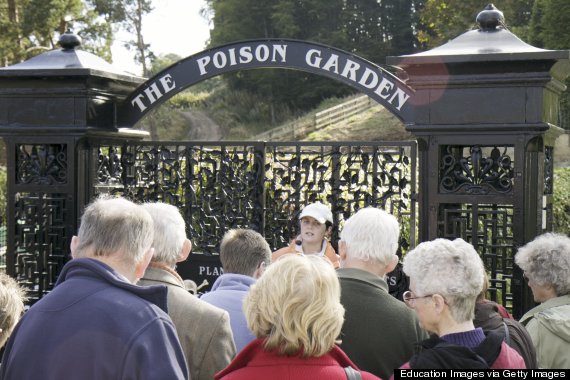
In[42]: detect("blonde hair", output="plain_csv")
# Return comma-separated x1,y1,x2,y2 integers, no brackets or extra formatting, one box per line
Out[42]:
244,255,344,357
0,273,26,347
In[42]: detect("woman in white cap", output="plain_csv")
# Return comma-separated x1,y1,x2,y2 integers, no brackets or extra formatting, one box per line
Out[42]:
272,202,340,268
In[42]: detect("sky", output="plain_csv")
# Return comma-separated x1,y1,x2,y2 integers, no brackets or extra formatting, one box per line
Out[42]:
110,0,210,76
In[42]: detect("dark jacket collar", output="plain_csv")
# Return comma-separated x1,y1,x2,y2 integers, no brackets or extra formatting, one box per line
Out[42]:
337,267,389,293
410,330,504,369
56,258,169,313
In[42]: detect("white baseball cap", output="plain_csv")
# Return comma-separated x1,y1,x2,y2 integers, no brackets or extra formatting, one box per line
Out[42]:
298,202,333,224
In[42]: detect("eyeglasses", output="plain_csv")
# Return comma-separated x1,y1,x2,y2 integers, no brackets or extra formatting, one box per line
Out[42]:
403,290,434,306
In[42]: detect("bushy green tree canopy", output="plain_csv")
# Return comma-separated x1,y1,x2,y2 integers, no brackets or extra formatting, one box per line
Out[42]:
204,0,425,119
0,0,153,68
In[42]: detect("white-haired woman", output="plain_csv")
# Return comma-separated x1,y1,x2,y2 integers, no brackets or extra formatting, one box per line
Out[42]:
216,254,379,380
395,238,525,371
516,232,570,369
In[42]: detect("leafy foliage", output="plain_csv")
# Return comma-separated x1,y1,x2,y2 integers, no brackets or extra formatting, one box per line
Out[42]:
0,0,153,69
553,167,570,235
203,0,425,122
417,0,533,48
0,166,5,224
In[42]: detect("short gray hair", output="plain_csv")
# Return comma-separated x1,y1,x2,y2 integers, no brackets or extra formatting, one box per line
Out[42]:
515,233,570,296
142,202,187,267
403,238,485,323
220,229,271,276
340,207,400,265
75,196,154,265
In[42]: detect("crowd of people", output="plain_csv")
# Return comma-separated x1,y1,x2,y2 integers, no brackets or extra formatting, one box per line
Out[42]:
0,197,568,379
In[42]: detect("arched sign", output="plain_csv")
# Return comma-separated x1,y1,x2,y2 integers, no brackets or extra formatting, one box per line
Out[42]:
117,39,415,127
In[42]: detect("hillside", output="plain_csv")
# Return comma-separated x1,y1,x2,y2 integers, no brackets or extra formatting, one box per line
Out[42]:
302,104,411,142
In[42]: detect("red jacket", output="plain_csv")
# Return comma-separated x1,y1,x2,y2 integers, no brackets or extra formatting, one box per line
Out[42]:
216,338,381,380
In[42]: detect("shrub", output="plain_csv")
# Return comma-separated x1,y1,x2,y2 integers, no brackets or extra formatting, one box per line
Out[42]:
553,167,570,235
0,166,5,224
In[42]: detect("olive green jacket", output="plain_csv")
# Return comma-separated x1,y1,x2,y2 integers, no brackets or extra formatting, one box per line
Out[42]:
520,294,570,369
337,268,427,379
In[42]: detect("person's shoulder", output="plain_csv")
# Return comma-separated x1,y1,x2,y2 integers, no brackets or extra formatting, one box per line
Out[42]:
491,341,526,369
182,290,229,317
272,244,296,260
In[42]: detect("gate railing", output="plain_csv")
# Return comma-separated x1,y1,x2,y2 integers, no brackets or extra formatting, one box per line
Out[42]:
94,140,418,255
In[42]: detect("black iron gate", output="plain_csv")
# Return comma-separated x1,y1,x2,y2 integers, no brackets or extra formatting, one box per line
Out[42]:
94,140,417,252
90,139,417,293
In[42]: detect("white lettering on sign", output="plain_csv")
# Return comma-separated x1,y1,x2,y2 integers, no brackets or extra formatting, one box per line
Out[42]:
305,49,410,111
196,44,288,76
198,266,225,276
131,74,177,112
129,42,412,118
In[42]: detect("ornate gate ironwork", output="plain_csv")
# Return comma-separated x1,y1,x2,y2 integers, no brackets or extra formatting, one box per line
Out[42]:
6,139,417,303
94,140,417,255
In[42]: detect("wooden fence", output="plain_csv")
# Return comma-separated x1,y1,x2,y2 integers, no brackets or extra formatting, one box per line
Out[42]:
255,95,373,140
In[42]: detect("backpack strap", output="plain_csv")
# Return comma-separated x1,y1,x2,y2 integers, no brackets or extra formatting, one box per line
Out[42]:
473,329,503,366
502,320,511,345
344,366,363,380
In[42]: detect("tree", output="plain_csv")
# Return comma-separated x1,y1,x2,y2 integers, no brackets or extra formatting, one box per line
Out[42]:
203,0,424,123
527,0,570,131
0,0,154,70
87,0,154,75
530,0,570,49
417,0,533,49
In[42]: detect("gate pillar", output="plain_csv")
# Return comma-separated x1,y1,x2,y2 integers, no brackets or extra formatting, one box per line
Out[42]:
388,5,570,317
0,31,146,303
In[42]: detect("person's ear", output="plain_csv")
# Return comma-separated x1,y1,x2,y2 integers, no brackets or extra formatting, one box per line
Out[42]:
176,239,192,263
253,261,267,279
385,254,398,273
338,240,347,261
70,236,80,259
432,294,447,313
135,248,154,280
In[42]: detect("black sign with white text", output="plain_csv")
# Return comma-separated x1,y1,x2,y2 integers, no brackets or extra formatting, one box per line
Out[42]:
118,39,415,127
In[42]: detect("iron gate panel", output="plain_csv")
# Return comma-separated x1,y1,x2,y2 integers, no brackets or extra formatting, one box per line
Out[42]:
264,142,417,253
439,203,515,309
94,140,417,256
8,141,76,303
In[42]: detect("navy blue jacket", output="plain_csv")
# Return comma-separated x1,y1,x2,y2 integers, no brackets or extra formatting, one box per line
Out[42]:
0,258,188,380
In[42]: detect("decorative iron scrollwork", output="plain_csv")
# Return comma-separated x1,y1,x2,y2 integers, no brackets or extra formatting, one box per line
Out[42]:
93,141,416,255
14,192,69,303
17,144,67,185
440,145,513,194
98,146,122,184
438,203,514,312
544,146,553,195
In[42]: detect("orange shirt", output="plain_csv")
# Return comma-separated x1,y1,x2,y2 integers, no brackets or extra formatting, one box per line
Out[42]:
272,239,340,269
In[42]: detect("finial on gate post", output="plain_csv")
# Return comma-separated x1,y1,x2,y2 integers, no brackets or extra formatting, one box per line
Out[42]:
58,29,82,50
476,4,505,31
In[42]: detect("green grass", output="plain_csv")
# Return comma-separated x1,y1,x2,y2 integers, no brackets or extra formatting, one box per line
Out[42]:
303,104,411,142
